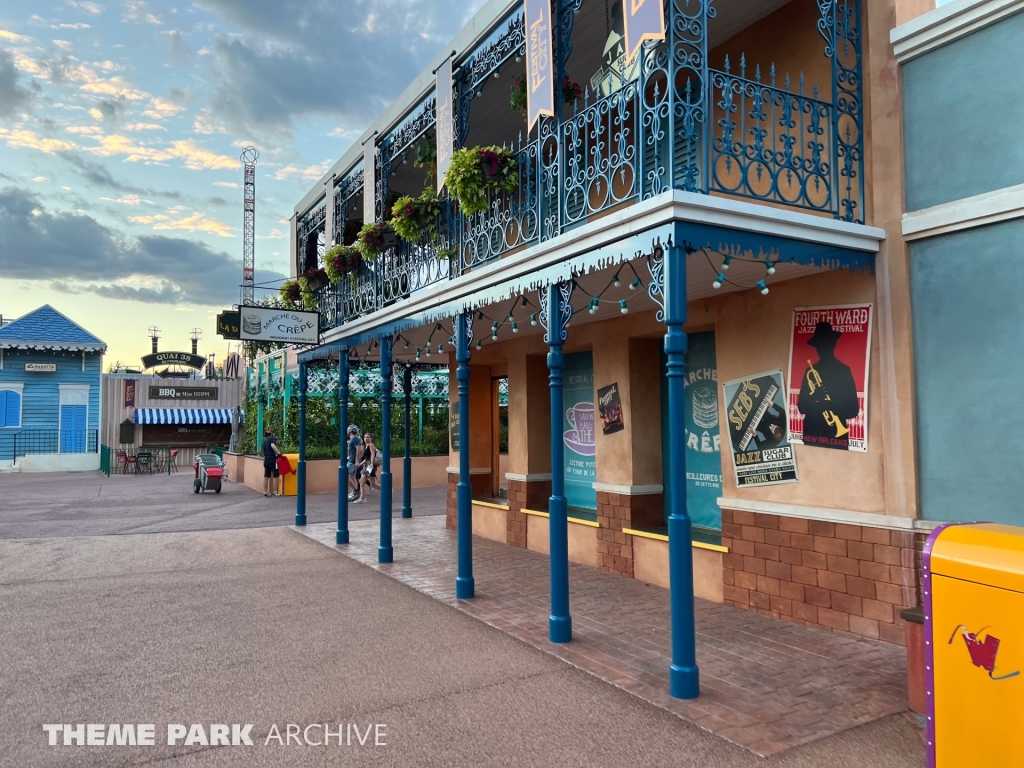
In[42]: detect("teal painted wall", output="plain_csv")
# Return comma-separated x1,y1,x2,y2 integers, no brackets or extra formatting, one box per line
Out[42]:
902,10,1024,211
909,218,1024,525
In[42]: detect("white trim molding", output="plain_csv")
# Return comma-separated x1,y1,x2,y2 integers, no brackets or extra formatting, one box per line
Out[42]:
446,467,492,475
717,496,937,531
891,0,1024,63
902,182,1024,240
593,482,664,496
505,472,553,482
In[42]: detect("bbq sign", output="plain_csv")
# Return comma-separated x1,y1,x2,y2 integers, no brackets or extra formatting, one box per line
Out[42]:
239,306,319,345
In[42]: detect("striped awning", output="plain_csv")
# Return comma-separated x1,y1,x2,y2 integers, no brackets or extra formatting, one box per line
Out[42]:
134,408,235,425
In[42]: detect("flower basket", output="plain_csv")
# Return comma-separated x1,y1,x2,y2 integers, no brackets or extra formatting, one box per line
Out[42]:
325,244,363,283
280,280,302,307
389,189,442,244
561,76,583,105
356,221,395,260
300,267,330,293
444,146,518,217
510,74,528,114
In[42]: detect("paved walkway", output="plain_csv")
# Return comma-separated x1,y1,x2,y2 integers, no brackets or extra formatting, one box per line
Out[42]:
297,515,910,758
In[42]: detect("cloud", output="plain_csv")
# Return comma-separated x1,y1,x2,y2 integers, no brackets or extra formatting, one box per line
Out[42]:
193,0,487,136
129,205,234,237
101,193,152,205
213,181,238,188
32,176,48,182
51,23,91,30
0,127,78,153
163,29,191,66
0,30,32,43
81,133,239,170
142,95,183,120
90,95,128,123
123,0,161,25
273,161,330,181
58,152,184,202
0,47,34,117
67,1,105,14
123,121,165,131
0,187,278,306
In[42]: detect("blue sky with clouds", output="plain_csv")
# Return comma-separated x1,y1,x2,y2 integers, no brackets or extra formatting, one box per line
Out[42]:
0,0,485,366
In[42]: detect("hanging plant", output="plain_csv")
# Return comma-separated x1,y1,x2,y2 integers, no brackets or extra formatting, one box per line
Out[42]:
509,74,528,114
298,266,330,293
444,146,518,217
561,76,583,105
414,141,438,181
389,188,442,243
324,244,363,283
356,221,397,260
280,280,302,306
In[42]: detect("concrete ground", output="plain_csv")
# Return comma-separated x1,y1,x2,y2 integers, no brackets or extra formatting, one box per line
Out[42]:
0,526,924,767
0,472,445,538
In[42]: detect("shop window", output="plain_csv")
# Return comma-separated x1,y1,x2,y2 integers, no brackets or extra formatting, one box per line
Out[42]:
0,387,22,428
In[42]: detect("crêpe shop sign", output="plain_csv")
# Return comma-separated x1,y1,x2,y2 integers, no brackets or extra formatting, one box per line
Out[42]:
141,352,207,370
239,306,319,345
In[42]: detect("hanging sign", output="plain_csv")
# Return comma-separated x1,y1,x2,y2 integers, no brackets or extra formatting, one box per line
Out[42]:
124,379,137,407
723,369,799,488
239,305,319,345
449,403,460,452
622,0,666,64
683,331,723,530
435,56,454,193
24,363,56,372
141,351,206,370
216,310,240,340
563,352,596,509
363,133,377,224
524,0,555,130
787,304,873,452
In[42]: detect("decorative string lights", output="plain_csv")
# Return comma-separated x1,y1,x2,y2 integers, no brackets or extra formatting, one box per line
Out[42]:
698,243,781,295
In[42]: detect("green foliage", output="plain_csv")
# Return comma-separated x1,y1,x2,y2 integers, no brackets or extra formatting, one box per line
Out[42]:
356,221,391,260
444,146,518,217
510,73,527,113
297,267,327,311
388,188,442,244
414,140,437,180
324,244,362,284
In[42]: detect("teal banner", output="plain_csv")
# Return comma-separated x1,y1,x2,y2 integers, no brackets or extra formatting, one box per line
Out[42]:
525,0,555,130
562,351,596,510
684,331,722,530
622,0,665,64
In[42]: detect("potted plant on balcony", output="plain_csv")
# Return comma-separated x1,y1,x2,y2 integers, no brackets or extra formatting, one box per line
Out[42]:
389,188,442,244
509,74,584,115
279,279,302,307
299,266,330,293
444,146,518,216
356,221,397,260
561,76,583,106
414,141,438,181
324,244,363,284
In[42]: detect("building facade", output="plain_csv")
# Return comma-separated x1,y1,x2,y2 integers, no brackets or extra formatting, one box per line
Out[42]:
0,305,106,472
282,0,952,698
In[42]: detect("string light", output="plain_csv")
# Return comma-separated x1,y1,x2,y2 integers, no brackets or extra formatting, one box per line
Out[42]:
425,345,431,357
437,343,443,355
612,273,621,287
588,298,599,315
766,262,776,275
415,347,421,361
476,340,482,350
619,300,628,314
511,319,518,333
713,273,725,289
630,277,642,290
530,314,537,326
758,280,769,295
721,255,732,270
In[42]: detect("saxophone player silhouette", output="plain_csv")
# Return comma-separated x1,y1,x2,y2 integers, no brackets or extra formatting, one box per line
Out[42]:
797,322,859,449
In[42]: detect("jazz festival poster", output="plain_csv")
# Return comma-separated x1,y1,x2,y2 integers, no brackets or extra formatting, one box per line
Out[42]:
722,369,799,488
787,304,872,452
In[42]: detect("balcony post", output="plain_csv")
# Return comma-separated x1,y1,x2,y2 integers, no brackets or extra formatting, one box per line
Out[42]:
378,336,394,564
403,364,413,519
544,281,573,644
455,310,475,599
295,361,308,527
663,239,699,699
337,350,350,545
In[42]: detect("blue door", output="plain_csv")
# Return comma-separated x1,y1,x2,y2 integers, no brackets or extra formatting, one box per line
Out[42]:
60,405,86,453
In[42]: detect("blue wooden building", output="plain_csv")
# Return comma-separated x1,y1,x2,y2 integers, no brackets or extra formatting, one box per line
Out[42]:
0,305,106,472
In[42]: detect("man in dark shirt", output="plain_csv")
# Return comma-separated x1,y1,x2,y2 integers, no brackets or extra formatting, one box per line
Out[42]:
346,425,362,501
797,322,859,450
262,429,282,496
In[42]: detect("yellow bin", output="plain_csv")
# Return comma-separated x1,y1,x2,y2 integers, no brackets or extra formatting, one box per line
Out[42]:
925,523,1024,768
280,453,299,497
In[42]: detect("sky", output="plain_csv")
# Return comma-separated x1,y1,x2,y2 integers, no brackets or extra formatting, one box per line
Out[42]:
0,0,486,368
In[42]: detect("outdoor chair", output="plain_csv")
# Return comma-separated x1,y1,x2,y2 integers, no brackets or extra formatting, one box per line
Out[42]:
169,449,178,473
115,451,136,474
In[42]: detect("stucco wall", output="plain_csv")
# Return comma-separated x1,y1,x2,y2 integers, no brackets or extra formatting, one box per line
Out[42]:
902,10,1024,210
909,218,1024,525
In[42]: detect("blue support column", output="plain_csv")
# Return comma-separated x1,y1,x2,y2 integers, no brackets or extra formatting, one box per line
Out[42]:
664,240,700,699
379,337,394,563
455,311,474,599
337,351,350,545
544,282,572,643
294,361,308,527
402,364,412,519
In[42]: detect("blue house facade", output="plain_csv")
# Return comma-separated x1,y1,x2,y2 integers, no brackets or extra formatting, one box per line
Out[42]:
893,1,1024,527
0,305,106,472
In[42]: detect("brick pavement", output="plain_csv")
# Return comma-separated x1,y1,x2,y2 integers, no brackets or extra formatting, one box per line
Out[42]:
295,514,909,757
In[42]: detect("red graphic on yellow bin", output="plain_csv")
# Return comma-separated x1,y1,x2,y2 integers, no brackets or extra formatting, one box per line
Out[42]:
949,625,1020,681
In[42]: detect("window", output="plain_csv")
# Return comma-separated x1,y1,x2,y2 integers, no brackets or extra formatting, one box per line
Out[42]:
0,386,23,428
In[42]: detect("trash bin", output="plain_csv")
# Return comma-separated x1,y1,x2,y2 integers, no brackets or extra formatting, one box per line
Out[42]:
280,453,299,497
925,522,1024,767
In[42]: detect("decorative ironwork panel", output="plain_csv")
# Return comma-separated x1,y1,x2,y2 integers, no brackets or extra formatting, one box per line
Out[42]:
822,0,864,223
383,93,437,167
333,168,364,244
315,282,344,332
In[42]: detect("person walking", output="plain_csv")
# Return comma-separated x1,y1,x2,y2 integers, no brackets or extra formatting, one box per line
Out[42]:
354,432,379,503
346,425,362,501
262,429,282,497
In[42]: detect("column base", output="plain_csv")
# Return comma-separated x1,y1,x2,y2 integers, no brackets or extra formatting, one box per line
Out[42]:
294,515,307,527
401,508,412,519
549,615,572,644
456,576,475,600
378,546,393,563
336,530,349,545
669,664,700,699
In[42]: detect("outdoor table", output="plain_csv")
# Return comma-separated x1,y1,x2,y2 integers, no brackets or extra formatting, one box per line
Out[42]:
135,451,154,474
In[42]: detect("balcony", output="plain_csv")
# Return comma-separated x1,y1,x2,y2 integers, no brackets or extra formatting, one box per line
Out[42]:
297,0,864,332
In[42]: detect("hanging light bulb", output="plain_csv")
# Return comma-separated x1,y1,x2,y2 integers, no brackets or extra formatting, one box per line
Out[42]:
630,277,642,290
404,339,410,349
588,298,598,315
521,296,529,307
619,300,628,314
415,347,421,360
530,314,538,326
713,273,725,289
437,344,443,355
515,54,522,63
476,339,482,350
511,319,518,333
612,273,621,288
766,261,776,275
425,346,431,357
721,255,732,270
758,280,769,296
493,71,500,79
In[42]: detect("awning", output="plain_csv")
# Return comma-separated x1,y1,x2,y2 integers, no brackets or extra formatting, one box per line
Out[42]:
134,408,234,425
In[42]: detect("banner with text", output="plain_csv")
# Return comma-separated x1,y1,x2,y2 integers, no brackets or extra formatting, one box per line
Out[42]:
563,351,596,509
435,56,454,193
684,331,722,530
363,134,376,224
723,369,798,488
622,0,666,64
525,0,555,130
786,304,873,452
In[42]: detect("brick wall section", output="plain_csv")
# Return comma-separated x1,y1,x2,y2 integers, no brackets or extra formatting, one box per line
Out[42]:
506,479,550,549
446,473,457,530
721,510,918,646
595,492,663,579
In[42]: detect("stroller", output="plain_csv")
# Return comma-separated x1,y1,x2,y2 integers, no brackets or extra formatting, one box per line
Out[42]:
193,454,225,494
